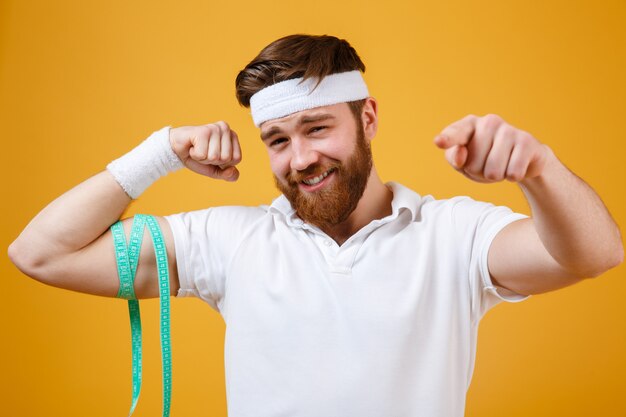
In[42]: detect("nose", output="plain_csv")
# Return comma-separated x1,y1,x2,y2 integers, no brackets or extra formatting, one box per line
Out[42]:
289,138,320,172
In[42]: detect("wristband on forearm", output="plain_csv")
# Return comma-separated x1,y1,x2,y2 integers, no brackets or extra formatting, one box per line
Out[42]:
106,126,184,199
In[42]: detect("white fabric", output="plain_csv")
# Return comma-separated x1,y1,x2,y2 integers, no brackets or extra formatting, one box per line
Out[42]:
249,70,370,127
106,126,184,199
164,182,530,417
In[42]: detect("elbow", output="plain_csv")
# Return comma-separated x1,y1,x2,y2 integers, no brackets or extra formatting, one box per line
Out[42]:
602,239,624,275
584,243,624,278
605,241,624,274
8,239,48,282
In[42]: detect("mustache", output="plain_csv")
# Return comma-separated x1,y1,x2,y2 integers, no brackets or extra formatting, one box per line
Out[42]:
285,163,341,186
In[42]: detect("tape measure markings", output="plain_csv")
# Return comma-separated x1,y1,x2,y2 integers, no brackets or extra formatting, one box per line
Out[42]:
144,214,172,417
111,214,171,417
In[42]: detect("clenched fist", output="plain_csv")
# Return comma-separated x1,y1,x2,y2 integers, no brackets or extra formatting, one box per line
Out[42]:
434,113,551,184
169,121,242,181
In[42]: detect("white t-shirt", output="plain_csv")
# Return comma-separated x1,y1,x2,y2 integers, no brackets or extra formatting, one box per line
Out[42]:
164,182,530,417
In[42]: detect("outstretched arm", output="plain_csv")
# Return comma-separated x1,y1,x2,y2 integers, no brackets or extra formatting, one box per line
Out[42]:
434,114,623,295
8,122,242,299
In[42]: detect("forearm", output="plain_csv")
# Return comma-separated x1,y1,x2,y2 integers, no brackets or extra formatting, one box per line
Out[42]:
9,170,131,269
518,145,624,277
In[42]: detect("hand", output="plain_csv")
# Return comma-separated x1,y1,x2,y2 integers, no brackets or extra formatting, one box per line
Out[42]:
169,121,242,181
433,114,550,184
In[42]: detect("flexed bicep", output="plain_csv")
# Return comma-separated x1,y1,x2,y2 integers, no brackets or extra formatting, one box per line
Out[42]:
28,215,179,299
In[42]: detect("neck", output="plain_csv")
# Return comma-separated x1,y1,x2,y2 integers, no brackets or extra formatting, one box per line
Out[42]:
320,166,393,245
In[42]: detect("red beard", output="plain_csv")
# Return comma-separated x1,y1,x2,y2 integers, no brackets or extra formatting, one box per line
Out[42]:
273,122,372,230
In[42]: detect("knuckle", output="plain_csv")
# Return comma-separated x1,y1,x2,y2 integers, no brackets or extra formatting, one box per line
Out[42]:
498,123,516,139
517,132,534,146
484,169,502,181
507,171,521,182
194,130,210,145
481,113,501,129
198,125,213,137
483,113,501,122
204,123,219,136
215,120,230,131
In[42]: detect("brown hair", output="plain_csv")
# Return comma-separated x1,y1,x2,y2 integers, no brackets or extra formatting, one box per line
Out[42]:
235,34,367,123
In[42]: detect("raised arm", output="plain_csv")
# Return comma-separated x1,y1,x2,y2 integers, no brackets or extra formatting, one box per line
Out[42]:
434,113,624,295
8,121,242,299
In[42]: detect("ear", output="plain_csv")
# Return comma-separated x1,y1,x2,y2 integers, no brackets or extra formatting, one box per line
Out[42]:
361,97,378,142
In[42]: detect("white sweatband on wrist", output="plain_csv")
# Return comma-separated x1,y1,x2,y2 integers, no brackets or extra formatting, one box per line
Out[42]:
106,125,184,199
249,70,369,127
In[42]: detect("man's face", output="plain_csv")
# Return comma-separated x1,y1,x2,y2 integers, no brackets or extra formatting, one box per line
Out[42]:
260,102,373,229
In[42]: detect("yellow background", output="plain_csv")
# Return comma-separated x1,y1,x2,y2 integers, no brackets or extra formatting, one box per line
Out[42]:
2,0,625,415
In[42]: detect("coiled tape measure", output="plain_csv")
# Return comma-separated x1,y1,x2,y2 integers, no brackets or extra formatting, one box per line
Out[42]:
111,214,171,417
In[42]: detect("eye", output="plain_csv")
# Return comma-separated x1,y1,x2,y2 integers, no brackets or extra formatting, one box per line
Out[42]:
269,137,287,147
310,126,326,133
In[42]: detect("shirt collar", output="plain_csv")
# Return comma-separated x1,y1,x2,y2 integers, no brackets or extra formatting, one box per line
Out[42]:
268,181,424,225
387,181,423,222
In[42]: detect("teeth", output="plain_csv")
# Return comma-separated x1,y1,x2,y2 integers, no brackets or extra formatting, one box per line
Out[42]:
302,169,332,186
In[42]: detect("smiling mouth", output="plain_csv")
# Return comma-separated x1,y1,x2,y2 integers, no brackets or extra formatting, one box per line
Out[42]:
301,168,336,186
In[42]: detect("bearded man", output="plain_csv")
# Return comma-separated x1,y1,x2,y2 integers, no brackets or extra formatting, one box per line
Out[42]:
9,34,623,417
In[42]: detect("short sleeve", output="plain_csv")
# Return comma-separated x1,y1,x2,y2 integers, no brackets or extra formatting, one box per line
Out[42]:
164,206,265,314
450,197,531,321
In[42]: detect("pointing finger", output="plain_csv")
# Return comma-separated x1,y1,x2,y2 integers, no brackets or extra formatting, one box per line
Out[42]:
434,115,478,149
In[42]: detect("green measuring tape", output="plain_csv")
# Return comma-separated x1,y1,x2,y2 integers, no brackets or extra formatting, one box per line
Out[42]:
111,214,171,417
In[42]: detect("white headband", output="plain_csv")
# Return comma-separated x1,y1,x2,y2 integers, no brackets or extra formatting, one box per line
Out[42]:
249,70,369,127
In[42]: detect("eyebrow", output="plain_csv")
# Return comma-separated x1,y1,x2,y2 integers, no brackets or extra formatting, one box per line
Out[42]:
260,113,336,141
